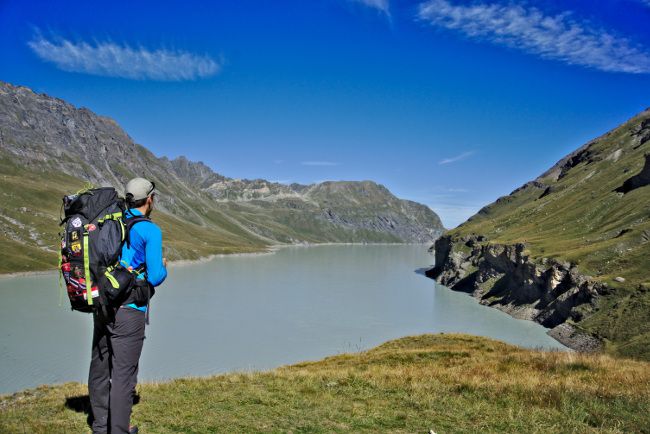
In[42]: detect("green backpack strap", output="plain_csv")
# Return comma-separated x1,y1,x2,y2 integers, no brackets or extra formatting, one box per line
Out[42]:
58,251,64,307
83,227,93,306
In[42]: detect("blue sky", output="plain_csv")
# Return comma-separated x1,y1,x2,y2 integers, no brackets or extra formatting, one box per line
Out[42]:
1,0,649,227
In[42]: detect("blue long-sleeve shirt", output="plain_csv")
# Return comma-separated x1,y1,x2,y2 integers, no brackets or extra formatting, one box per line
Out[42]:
120,209,167,311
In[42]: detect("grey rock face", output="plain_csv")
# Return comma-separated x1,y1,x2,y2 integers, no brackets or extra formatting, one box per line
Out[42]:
426,234,606,351
547,323,603,353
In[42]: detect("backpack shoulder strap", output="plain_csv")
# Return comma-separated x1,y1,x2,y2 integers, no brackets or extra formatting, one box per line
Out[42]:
124,215,152,249
125,215,151,230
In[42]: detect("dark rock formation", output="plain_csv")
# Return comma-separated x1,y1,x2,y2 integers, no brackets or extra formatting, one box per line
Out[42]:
426,234,607,351
615,154,650,194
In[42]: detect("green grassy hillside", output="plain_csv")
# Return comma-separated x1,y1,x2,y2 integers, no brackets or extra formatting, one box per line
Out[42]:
1,334,648,433
0,156,268,274
445,109,650,359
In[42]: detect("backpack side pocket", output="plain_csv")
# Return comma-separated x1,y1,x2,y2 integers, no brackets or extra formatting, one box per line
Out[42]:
98,266,135,306
130,279,154,307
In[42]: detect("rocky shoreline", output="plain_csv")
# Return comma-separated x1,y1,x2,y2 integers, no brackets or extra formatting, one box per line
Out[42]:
426,234,606,352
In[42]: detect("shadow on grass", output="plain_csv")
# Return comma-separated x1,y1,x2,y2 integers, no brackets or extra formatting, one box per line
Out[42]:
65,394,140,427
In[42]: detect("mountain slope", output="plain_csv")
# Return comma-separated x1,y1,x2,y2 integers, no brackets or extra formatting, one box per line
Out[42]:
0,81,444,273
427,109,650,359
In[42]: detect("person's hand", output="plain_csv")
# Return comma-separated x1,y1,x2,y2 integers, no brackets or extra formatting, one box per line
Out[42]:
163,257,168,268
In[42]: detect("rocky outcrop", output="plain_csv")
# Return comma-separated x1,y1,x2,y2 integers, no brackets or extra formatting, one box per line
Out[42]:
547,323,603,353
615,154,650,194
426,234,607,352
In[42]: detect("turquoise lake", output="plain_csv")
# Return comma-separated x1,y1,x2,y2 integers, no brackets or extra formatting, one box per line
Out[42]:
0,244,566,394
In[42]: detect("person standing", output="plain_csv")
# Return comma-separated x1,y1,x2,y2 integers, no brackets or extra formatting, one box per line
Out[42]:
88,178,167,434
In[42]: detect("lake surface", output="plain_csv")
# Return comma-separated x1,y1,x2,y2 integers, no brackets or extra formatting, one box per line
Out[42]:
0,244,566,394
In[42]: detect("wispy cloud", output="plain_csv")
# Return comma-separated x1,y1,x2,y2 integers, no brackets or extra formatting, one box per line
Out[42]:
417,0,650,74
351,0,390,15
301,161,340,166
438,151,475,165
28,32,221,81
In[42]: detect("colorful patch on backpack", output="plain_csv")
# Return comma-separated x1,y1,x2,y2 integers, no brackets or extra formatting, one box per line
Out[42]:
87,224,97,232
83,287,99,300
72,265,83,278
67,283,80,296
71,217,82,228
70,242,82,255
70,230,79,241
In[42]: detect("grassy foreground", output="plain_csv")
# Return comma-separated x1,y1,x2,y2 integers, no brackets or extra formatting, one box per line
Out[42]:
1,334,649,433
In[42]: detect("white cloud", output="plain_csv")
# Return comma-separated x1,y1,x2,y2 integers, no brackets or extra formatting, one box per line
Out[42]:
438,151,475,165
417,0,650,74
301,161,340,166
352,0,390,15
28,33,221,81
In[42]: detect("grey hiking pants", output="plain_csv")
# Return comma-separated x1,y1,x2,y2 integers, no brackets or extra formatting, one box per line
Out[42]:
89,307,146,434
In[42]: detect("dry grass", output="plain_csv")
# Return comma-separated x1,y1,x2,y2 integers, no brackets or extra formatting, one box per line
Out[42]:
2,334,649,433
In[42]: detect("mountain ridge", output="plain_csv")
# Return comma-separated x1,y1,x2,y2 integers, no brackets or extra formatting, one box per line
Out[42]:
0,81,444,273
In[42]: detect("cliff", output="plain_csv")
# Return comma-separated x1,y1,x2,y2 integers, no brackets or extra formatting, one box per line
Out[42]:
427,235,605,352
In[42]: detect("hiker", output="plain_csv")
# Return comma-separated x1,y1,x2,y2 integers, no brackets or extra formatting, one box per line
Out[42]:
88,178,167,434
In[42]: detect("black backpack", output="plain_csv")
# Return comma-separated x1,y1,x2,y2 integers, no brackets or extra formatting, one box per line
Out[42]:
59,187,149,313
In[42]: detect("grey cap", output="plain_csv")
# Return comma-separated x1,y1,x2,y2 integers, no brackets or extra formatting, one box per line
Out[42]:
125,177,155,201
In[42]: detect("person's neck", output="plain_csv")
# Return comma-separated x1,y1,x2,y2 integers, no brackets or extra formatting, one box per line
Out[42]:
134,205,149,216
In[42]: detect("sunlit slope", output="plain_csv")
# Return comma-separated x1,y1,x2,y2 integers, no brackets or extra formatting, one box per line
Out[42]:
447,109,650,358
453,109,650,285
0,157,268,274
